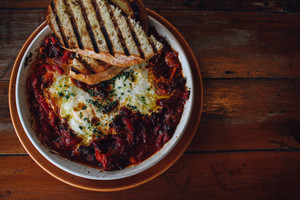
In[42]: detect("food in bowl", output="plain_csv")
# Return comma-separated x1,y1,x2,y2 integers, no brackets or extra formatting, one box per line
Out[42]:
26,28,190,171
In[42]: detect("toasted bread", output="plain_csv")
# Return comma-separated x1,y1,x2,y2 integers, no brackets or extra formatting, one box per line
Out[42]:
69,54,125,85
46,0,162,67
108,0,148,33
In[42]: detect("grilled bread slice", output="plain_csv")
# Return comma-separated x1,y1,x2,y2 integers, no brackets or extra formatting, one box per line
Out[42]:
47,0,162,67
69,54,125,85
109,0,148,32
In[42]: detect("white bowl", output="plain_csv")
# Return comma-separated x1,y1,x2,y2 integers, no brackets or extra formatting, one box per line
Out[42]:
15,16,194,180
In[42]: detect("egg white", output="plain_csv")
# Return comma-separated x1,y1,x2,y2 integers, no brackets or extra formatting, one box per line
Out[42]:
47,63,161,145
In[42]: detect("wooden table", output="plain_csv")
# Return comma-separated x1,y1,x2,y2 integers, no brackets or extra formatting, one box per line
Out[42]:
1,0,300,199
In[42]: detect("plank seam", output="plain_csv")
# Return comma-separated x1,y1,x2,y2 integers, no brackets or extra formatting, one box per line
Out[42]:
2,148,300,157
0,153,28,156
0,8,300,14
185,148,300,154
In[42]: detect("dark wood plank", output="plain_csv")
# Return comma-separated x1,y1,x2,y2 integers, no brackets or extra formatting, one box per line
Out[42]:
0,10,46,81
0,152,299,199
190,79,300,151
0,0,48,9
1,10,300,80
155,10,300,78
0,123,25,154
228,0,300,13
2,79,300,154
0,81,10,121
0,81,26,154
1,0,299,13
147,0,300,12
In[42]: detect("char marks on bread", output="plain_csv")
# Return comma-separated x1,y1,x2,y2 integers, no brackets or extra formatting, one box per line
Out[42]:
46,0,163,68
108,0,148,33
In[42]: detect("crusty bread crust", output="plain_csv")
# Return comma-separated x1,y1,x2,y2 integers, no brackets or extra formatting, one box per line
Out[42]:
46,0,162,68
110,0,148,33
46,6,64,46
135,0,148,33
67,48,143,67
69,55,125,85
70,65,124,85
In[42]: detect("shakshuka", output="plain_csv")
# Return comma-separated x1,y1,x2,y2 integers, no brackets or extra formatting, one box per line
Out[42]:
27,29,190,171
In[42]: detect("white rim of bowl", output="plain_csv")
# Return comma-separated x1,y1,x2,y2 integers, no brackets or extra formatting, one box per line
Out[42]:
15,16,194,180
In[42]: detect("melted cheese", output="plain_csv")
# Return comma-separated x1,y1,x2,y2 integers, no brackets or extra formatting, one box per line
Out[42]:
47,63,162,146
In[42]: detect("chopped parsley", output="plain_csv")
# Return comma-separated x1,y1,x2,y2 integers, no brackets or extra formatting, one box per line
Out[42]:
58,90,74,100
87,99,118,114
140,96,147,105
112,69,135,82
87,89,95,96
128,105,137,110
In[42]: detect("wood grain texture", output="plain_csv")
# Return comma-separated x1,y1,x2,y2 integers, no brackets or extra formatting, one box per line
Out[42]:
0,152,299,199
2,79,300,154
0,0,299,12
147,0,300,12
1,10,300,80
0,81,25,154
155,10,300,78
0,10,45,81
190,79,300,151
